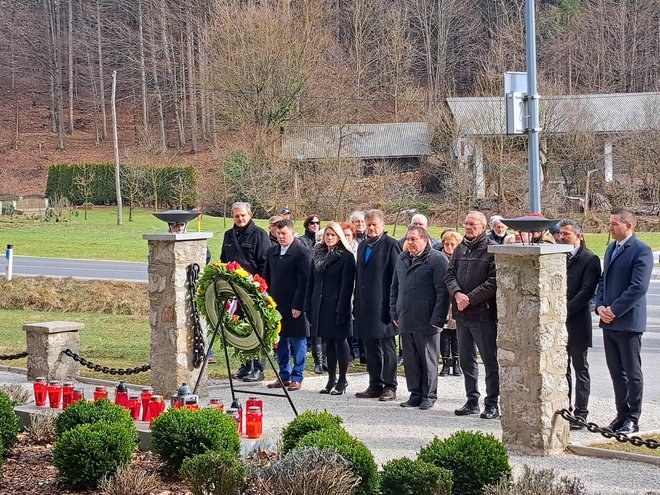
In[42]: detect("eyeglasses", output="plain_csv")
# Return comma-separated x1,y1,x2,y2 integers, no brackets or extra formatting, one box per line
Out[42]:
309,221,320,225
463,222,484,228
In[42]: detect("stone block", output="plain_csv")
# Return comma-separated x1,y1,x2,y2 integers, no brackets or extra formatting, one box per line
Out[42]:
23,321,83,381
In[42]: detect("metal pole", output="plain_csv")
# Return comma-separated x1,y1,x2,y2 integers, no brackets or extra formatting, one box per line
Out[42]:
5,244,13,281
525,0,542,213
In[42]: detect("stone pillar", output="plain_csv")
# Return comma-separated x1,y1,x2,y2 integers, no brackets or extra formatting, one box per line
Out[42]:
144,232,213,398
23,321,83,381
489,243,572,455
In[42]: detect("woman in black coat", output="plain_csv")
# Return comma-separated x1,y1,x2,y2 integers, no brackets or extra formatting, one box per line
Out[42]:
305,221,356,395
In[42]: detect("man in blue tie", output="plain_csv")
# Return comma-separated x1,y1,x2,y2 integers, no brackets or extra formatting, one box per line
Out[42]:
595,207,653,435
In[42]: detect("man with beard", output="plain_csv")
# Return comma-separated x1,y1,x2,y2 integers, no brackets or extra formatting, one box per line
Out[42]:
220,202,271,382
354,209,402,401
445,211,500,419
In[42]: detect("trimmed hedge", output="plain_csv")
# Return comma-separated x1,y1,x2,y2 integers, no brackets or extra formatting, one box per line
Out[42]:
418,431,512,495
0,390,19,451
151,407,241,471
45,163,198,207
380,457,453,495
295,427,378,495
280,410,344,455
53,422,136,489
53,398,136,440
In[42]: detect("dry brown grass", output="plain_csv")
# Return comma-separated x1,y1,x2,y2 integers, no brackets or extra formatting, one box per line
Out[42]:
0,277,149,316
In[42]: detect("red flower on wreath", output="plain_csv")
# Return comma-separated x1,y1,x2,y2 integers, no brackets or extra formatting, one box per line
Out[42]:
226,261,241,272
253,274,268,293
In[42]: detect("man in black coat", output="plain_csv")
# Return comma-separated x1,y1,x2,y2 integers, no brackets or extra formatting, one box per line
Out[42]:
391,226,450,410
263,220,311,391
220,201,271,382
354,209,402,401
558,219,601,429
445,211,500,420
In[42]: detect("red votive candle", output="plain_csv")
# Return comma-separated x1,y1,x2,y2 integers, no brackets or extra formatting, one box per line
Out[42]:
149,395,165,427
62,382,74,409
128,393,141,420
209,398,224,411
93,386,109,401
114,381,129,409
33,377,48,407
246,406,262,439
47,381,63,409
72,388,84,404
141,387,153,421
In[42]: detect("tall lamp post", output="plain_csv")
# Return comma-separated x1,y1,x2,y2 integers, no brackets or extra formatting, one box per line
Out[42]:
525,0,541,213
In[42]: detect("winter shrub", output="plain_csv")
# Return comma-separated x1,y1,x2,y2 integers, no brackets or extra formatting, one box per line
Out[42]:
53,398,135,440
295,427,377,495
0,390,19,451
280,410,343,454
53,423,136,489
483,465,585,495
380,457,453,495
180,450,245,495
151,407,240,471
418,431,511,495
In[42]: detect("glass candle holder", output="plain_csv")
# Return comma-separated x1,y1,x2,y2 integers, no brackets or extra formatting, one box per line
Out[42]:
141,387,153,422
149,395,165,428
114,382,129,409
246,396,263,413
246,406,262,439
128,393,141,420
33,377,48,407
93,386,109,401
47,381,63,409
72,388,84,404
62,382,74,409
209,398,224,411
225,407,241,431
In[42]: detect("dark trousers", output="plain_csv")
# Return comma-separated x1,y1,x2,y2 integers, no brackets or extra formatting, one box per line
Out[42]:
364,337,398,392
326,337,350,386
457,318,499,407
276,337,307,383
440,329,459,359
566,346,590,417
603,330,643,422
402,332,440,402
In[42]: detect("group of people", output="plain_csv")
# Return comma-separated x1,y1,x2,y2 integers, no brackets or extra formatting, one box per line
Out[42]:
214,202,653,433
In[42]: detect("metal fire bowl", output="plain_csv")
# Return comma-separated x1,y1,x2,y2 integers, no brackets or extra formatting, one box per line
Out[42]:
500,216,560,232
153,210,200,225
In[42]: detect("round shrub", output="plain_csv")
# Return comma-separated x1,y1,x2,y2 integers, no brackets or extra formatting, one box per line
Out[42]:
418,431,512,495
54,398,135,440
281,410,343,454
53,422,136,489
180,450,245,495
151,407,240,471
380,457,453,495
0,390,19,451
295,427,377,495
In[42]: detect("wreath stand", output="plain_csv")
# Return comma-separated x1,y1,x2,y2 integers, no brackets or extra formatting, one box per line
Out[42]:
193,278,298,416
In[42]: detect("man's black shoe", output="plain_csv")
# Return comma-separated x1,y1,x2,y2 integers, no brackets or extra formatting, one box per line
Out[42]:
419,399,435,410
400,399,421,408
480,405,500,419
232,364,250,379
454,401,480,416
314,363,324,374
615,419,639,436
242,369,264,382
570,415,587,431
606,417,626,432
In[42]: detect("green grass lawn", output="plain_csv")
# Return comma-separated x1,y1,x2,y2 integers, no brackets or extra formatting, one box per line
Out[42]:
1,207,658,261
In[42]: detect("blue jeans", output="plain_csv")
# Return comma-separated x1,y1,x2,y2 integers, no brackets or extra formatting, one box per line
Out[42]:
277,337,307,383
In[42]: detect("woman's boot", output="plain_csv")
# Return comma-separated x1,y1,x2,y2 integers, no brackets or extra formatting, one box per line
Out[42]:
452,357,463,376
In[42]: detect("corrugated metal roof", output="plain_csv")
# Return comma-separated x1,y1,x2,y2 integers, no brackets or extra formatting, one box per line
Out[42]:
446,92,660,136
282,122,431,160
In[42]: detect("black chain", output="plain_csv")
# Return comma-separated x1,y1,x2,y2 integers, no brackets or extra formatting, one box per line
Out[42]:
0,352,28,361
61,349,150,375
188,263,206,369
557,408,659,449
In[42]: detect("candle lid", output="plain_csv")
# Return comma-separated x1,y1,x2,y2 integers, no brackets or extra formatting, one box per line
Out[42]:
248,406,261,412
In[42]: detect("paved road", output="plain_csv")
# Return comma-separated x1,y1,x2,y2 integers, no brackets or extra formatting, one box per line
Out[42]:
1,255,148,282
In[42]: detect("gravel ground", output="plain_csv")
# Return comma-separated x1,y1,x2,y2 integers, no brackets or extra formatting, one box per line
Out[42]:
2,366,658,494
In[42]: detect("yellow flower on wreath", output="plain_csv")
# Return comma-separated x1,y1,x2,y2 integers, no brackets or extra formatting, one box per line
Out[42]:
276,321,282,334
266,295,276,309
234,268,250,278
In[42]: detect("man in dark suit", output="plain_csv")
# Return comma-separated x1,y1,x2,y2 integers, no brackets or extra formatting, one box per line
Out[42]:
391,226,450,410
354,209,402,401
595,208,653,435
558,219,601,429
263,219,311,391
220,201,271,382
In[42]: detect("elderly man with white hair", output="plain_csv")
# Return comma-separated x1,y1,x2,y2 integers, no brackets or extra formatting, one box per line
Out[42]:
398,213,441,250
487,215,513,245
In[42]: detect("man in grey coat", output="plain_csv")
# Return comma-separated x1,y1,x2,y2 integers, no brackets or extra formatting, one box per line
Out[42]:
391,226,450,410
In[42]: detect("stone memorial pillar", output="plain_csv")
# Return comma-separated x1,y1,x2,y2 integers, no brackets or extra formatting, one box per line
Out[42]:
144,232,213,398
489,243,572,455
23,321,83,381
